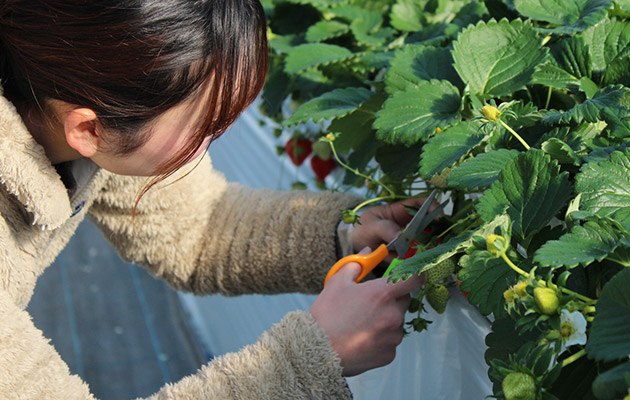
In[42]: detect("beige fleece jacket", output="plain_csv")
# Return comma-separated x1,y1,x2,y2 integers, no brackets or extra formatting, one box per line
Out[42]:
0,91,359,399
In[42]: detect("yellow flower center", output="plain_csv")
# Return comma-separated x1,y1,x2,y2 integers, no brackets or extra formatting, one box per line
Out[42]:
561,321,576,338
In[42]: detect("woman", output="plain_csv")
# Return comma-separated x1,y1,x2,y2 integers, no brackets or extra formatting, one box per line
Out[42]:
0,1,423,398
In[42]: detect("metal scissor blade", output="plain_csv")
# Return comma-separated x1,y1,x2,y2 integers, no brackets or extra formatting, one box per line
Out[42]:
387,190,447,257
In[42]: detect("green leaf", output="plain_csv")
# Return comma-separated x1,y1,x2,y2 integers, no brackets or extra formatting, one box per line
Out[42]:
284,43,353,74
548,356,598,400
388,233,472,282
385,45,462,94
452,19,548,97
351,51,394,73
350,12,394,47
485,318,541,378
534,218,629,268
601,106,630,138
541,138,582,165
305,20,349,42
419,122,488,179
447,149,520,189
513,0,612,35
375,144,423,179
586,268,630,361
458,249,516,316
328,93,386,154
576,148,630,217
542,85,628,125
532,61,582,90
284,87,373,126
582,16,630,85
389,214,511,282
592,362,630,400
390,0,423,32
477,150,572,241
542,35,593,87
374,79,461,145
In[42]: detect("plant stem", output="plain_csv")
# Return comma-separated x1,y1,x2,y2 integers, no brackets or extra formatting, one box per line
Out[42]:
499,250,596,303
561,349,586,367
500,252,531,277
351,196,394,213
438,214,477,239
545,86,552,109
499,120,531,150
328,139,396,197
607,257,630,267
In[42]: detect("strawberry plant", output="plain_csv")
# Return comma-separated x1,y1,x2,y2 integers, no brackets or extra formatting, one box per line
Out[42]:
260,0,630,398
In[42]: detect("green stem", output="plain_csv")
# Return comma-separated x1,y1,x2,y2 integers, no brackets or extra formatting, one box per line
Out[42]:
561,349,586,368
499,120,531,150
438,214,477,239
500,252,531,277
607,257,630,267
351,196,395,213
542,35,552,46
499,250,595,303
545,86,552,109
328,140,396,197
586,305,596,314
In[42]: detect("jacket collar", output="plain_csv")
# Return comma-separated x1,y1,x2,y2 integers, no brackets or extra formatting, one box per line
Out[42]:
0,93,72,230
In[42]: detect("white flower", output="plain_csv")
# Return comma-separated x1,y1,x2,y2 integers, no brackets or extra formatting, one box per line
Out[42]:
560,309,587,348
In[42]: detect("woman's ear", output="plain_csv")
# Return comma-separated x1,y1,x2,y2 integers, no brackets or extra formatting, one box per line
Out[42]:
63,108,100,158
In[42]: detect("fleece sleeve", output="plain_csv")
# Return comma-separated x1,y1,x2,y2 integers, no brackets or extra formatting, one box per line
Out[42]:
0,289,95,399
0,287,352,399
88,155,361,295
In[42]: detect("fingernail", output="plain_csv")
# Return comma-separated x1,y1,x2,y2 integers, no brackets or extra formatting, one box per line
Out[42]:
359,246,371,254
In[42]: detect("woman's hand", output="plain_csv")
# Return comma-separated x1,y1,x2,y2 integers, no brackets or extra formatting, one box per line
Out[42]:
350,197,433,261
309,249,423,377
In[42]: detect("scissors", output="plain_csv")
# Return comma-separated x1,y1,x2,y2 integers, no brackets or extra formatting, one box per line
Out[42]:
324,190,447,286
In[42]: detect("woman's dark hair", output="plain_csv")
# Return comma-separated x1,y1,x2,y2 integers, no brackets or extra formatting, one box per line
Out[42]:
0,0,267,192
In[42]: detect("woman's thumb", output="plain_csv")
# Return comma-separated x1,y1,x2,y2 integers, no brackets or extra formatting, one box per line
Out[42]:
335,246,372,282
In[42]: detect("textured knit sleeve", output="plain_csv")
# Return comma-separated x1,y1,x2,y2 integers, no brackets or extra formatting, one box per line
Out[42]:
88,154,361,295
148,311,352,399
0,289,96,399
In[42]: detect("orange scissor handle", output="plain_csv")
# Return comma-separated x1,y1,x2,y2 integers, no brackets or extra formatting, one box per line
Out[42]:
324,244,389,286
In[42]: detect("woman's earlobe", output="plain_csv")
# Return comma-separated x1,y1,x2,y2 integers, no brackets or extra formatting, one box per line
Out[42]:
63,108,100,158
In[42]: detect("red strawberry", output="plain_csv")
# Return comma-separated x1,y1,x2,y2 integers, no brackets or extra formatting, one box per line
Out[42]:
404,241,419,259
284,138,312,166
310,155,336,181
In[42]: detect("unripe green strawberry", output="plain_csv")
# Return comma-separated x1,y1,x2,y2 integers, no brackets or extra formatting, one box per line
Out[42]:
482,105,500,121
427,167,452,189
342,210,358,224
426,284,449,314
502,372,536,400
291,181,307,190
534,287,559,315
426,258,456,284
